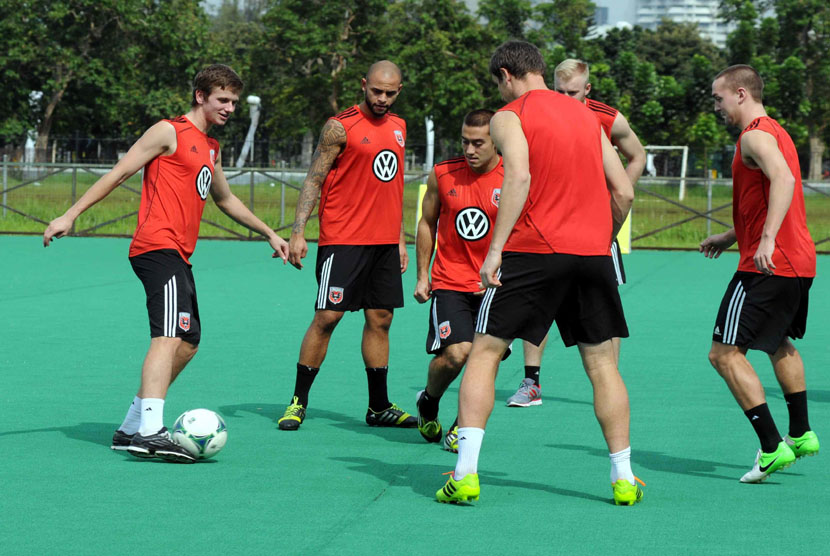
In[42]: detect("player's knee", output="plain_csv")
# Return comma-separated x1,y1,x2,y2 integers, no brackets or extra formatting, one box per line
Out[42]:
179,341,198,361
445,344,471,371
312,311,344,334
365,310,393,332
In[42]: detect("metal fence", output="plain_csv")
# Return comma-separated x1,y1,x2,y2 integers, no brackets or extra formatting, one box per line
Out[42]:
2,158,828,251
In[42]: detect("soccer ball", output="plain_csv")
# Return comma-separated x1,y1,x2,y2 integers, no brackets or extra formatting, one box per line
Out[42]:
171,408,228,459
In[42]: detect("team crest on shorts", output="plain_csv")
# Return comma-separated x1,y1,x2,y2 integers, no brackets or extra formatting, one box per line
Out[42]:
328,287,344,304
394,130,405,147
438,320,451,339
491,188,501,207
178,312,191,332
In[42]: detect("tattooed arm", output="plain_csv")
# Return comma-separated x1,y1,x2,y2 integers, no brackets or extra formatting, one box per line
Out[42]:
288,118,347,269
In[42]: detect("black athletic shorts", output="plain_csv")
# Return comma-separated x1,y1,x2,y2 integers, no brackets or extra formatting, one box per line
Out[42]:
315,244,404,312
426,289,512,360
610,238,626,286
475,252,629,347
713,271,812,354
130,249,201,345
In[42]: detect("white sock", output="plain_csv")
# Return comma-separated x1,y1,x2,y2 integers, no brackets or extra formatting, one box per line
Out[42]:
454,427,485,480
609,446,635,484
118,396,142,434
138,398,165,436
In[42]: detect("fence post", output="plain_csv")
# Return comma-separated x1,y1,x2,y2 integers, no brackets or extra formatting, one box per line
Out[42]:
706,176,713,237
2,154,7,218
280,182,285,228
249,168,254,239
71,166,77,234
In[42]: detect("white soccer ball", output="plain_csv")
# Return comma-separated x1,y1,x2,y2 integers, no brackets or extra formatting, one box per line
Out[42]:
172,408,228,459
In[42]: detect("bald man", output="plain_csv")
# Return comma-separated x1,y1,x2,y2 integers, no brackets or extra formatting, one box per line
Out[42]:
277,61,417,431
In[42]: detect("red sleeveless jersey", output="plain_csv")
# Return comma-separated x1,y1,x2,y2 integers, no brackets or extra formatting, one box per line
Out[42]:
732,117,815,277
431,157,503,292
586,98,617,139
129,117,219,264
318,105,406,246
499,90,611,255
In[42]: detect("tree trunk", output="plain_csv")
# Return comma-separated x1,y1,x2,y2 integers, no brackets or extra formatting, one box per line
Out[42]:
301,129,314,167
808,135,825,181
34,68,74,163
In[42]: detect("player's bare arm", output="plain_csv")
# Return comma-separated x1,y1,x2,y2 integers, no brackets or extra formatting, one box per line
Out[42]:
601,132,634,238
288,118,347,269
611,114,646,186
414,169,439,302
741,129,796,275
699,228,737,259
399,223,409,274
209,151,289,263
43,121,176,247
483,110,530,288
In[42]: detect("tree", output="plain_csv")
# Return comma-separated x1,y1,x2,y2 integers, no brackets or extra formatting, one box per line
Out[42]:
478,0,533,41
531,0,596,57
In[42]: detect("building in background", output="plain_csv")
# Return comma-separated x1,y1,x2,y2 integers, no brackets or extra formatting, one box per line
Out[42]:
635,0,735,48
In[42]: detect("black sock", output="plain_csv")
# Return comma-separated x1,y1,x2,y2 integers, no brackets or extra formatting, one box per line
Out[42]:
784,391,810,437
418,388,441,421
366,367,390,412
524,365,540,386
292,363,319,407
744,403,782,453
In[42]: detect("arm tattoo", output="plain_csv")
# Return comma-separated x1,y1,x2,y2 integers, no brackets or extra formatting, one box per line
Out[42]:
292,120,346,234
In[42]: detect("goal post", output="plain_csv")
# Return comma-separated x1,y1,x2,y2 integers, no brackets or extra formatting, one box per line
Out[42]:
643,145,690,200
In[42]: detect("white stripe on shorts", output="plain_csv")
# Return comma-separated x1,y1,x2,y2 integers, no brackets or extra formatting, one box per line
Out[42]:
431,297,442,351
724,281,746,345
611,242,623,286
163,275,178,337
475,270,501,334
317,254,334,309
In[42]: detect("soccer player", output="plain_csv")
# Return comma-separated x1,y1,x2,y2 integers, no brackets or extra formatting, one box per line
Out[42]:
414,109,505,452
701,65,818,483
436,40,642,505
277,61,416,431
504,58,647,408
43,64,289,462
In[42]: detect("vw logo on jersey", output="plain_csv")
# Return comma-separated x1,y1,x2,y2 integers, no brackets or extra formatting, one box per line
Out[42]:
195,165,212,200
455,207,490,241
373,149,398,182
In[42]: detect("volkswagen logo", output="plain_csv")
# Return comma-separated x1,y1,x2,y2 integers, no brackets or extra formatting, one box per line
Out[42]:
195,165,212,200
372,149,398,182
455,207,490,241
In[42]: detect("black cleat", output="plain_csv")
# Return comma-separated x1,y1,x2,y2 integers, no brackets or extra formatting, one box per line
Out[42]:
366,403,418,428
127,427,196,463
111,429,135,451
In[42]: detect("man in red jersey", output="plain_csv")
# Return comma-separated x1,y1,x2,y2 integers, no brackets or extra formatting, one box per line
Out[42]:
701,65,818,483
277,61,416,431
504,58,647,408
43,64,289,462
436,41,642,506
413,109,509,452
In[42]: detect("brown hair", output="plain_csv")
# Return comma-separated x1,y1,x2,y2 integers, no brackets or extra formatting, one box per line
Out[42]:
463,109,495,128
714,64,764,101
192,64,244,106
489,40,546,82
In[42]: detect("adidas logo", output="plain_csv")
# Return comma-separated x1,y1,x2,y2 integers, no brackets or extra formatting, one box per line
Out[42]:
144,407,153,411
190,146,198,153
714,326,721,335
751,415,759,421
361,137,370,144
448,188,458,197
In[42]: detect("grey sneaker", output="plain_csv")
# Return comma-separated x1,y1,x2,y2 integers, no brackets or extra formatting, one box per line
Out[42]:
506,378,542,407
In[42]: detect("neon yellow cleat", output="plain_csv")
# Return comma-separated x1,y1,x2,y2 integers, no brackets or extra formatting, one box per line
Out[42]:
612,477,645,506
436,473,480,503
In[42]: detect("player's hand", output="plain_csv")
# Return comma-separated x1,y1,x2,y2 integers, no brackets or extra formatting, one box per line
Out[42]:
399,242,409,274
699,232,734,259
753,237,776,275
480,251,502,288
288,233,307,270
42,215,74,247
413,278,431,303
269,235,289,264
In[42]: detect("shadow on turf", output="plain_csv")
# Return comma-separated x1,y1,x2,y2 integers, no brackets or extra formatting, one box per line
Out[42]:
768,389,830,404
218,402,425,444
331,456,610,503
0,421,115,447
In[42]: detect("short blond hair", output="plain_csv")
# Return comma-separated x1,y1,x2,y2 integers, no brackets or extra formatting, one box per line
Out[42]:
554,59,589,83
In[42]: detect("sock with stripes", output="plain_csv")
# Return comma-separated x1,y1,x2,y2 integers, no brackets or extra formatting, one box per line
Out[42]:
609,446,635,484
292,363,319,407
454,427,484,480
784,391,810,437
366,367,391,412
138,398,165,436
118,396,142,435
524,365,541,387
744,403,782,453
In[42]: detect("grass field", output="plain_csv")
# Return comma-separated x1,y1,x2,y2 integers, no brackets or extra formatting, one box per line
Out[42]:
3,165,829,249
2,236,829,555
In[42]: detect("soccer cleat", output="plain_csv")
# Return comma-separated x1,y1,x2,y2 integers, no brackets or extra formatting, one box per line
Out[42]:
366,403,417,427
436,473,480,503
784,430,820,459
278,396,306,431
739,441,796,483
127,427,195,463
506,378,542,407
612,477,645,506
111,429,134,451
444,423,459,453
416,390,442,443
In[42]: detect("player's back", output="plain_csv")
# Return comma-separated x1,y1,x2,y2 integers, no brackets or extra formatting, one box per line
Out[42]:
501,89,610,256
